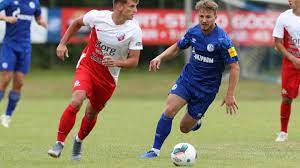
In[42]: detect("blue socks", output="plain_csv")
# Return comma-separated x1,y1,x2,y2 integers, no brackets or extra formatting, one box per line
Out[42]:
152,113,173,150
5,91,21,116
0,91,4,102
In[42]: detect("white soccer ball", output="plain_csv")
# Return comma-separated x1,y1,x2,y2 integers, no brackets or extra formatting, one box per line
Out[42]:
170,143,197,166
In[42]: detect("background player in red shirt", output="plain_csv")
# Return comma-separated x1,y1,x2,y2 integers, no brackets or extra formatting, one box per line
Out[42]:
47,0,142,160
273,0,300,142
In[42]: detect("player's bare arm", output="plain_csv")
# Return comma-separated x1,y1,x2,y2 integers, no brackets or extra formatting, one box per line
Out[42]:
274,37,300,69
102,50,140,68
149,43,181,71
0,14,17,24
35,15,47,28
57,16,85,61
221,62,240,115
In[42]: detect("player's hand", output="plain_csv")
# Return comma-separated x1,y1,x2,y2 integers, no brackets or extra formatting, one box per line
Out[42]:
102,56,118,67
56,44,69,61
292,58,300,69
5,16,17,24
221,95,238,115
149,57,161,71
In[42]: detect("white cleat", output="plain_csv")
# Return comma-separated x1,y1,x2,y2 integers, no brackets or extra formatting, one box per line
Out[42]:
0,115,11,128
275,131,288,142
48,142,64,158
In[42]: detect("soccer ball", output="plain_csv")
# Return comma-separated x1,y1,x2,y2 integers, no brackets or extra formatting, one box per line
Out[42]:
170,143,197,166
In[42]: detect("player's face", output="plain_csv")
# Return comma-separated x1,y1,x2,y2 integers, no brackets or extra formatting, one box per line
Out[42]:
289,0,300,9
197,8,217,33
120,0,138,20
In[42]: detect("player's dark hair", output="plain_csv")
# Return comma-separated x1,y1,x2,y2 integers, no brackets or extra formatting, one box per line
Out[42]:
195,0,218,12
113,0,139,5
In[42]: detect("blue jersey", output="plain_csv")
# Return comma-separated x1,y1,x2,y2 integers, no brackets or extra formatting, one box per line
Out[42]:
177,25,238,94
0,0,41,49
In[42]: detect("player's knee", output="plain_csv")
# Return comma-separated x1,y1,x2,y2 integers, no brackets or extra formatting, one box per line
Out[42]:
164,105,177,117
282,97,293,104
85,111,99,120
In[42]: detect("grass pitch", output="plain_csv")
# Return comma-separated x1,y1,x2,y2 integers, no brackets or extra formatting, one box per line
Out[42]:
0,70,299,168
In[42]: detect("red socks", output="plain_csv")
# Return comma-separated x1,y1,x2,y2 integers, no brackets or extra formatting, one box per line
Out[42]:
78,115,97,141
280,102,291,133
57,104,80,142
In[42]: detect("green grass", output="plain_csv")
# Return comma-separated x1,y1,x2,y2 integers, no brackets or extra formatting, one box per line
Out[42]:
0,70,299,168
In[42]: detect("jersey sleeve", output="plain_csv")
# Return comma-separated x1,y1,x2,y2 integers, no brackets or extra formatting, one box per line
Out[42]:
0,0,12,11
34,0,41,17
272,13,284,39
220,34,239,64
83,10,98,28
129,27,143,50
177,29,191,49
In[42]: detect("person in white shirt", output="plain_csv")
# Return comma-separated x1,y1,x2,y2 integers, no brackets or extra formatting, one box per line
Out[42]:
273,0,300,142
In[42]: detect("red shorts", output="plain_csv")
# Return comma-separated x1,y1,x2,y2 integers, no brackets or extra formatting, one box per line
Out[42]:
281,68,300,98
72,66,116,111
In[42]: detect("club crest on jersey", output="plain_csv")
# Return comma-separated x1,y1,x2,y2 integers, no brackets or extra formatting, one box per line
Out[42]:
207,44,215,52
116,32,125,41
29,1,35,9
14,0,19,5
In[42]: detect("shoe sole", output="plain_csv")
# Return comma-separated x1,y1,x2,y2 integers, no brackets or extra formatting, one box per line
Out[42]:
48,151,61,158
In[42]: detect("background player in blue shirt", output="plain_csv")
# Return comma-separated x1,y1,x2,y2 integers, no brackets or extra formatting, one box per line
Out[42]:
141,0,240,158
0,0,47,128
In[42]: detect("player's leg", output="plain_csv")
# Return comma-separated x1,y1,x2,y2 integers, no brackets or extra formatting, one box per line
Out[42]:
276,96,292,142
72,101,101,161
141,93,187,158
0,44,17,128
0,71,13,128
276,70,296,142
180,112,198,133
180,92,216,133
48,90,87,158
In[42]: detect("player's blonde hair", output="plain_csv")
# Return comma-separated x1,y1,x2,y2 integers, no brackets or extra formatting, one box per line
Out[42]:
113,0,139,5
195,0,218,13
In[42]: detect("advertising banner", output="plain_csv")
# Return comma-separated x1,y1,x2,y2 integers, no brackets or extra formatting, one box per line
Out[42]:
61,8,280,46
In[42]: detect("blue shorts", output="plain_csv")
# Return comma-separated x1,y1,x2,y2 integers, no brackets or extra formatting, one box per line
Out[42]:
169,77,216,120
0,43,31,74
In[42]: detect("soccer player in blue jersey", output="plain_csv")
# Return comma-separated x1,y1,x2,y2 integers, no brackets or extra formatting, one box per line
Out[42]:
141,0,240,158
0,0,47,128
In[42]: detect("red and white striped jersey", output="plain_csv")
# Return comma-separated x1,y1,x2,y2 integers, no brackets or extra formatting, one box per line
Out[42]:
273,9,300,70
77,10,143,82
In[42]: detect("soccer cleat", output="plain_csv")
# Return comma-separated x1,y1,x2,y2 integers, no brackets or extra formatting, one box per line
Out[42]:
0,114,11,128
191,120,202,131
71,137,83,161
275,131,288,142
48,142,64,158
140,150,159,159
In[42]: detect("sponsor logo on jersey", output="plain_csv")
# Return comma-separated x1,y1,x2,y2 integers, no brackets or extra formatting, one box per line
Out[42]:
207,44,215,52
228,47,237,58
18,14,32,21
29,1,35,9
194,54,214,63
95,41,116,56
116,32,125,41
